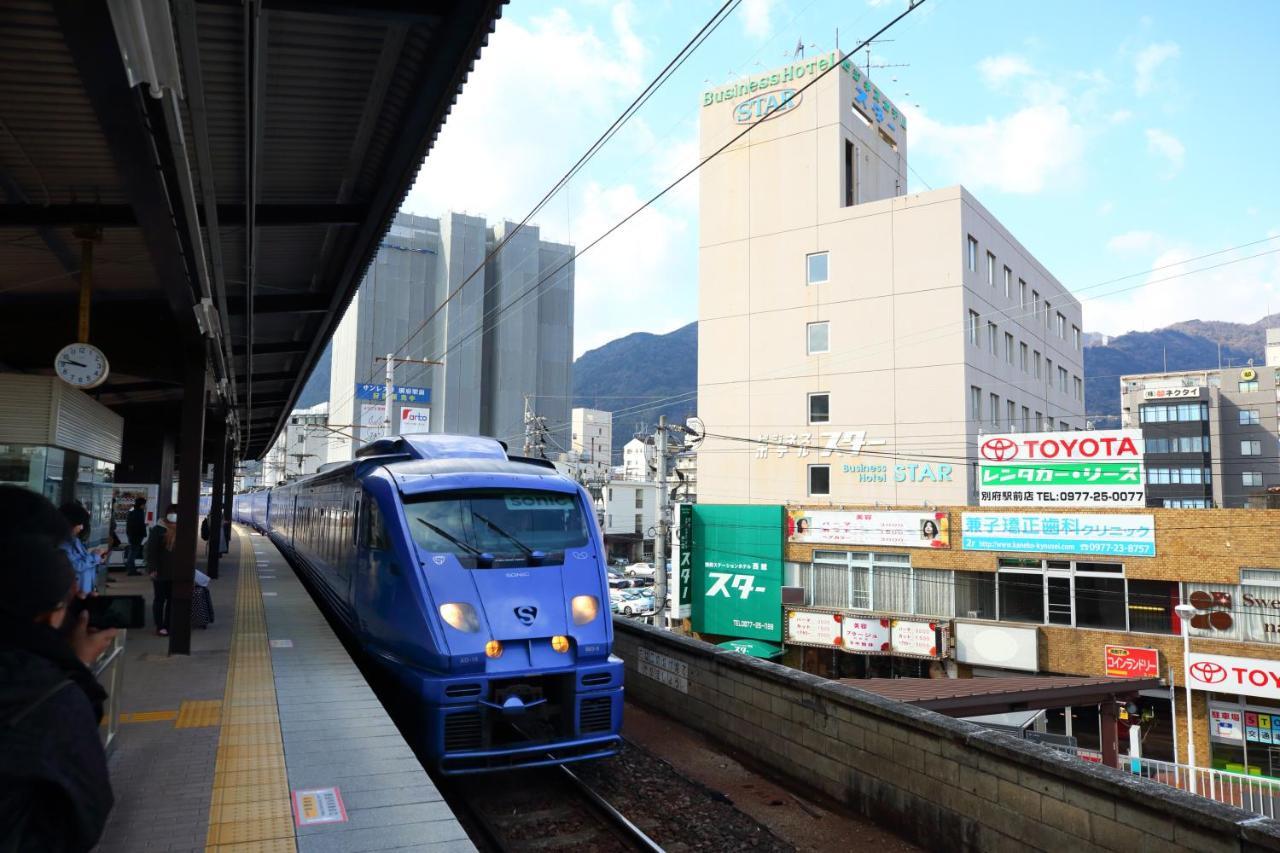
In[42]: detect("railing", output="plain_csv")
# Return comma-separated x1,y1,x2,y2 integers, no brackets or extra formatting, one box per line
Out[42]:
1122,755,1280,819
94,630,127,752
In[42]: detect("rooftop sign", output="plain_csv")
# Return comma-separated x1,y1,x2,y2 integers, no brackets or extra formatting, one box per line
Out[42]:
978,430,1145,508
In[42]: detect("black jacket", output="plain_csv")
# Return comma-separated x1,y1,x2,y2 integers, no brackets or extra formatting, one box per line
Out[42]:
125,507,146,544
145,525,172,581
0,620,113,853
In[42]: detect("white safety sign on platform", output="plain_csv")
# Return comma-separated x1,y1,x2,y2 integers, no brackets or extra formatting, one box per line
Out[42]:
270,639,293,648
637,647,688,693
293,787,347,826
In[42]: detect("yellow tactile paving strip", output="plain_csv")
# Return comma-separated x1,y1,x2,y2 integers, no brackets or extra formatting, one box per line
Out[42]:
119,710,180,724
205,532,296,853
177,699,223,729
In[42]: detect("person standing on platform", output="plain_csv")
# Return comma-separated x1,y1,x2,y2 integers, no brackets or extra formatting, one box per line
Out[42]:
146,508,176,637
0,487,116,852
124,497,147,576
57,503,106,598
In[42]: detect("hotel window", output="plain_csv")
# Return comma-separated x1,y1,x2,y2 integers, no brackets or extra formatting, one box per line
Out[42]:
806,321,830,354
1240,379,1259,392
1021,406,1030,431
969,310,980,345
1240,408,1261,425
1243,472,1264,487
1033,350,1042,379
1242,440,1262,456
1043,301,1051,328
808,464,831,496
843,140,858,206
1073,375,1083,401
1004,332,1014,364
1003,266,1013,299
1072,325,1081,350
807,251,829,284
987,252,996,287
635,490,644,509
808,392,830,425
1058,366,1068,393
989,393,1000,429
1006,400,1017,431
1032,290,1040,320
1045,418,1055,431
1019,279,1028,308
1019,342,1028,372
1046,357,1054,389
1035,411,1043,431
987,321,998,355
1056,312,1066,339
967,236,978,272
971,386,982,421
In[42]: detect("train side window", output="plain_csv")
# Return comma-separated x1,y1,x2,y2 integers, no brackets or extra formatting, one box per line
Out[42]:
363,499,390,550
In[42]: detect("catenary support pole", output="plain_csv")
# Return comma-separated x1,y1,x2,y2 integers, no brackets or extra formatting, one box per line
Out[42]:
384,351,395,437
653,415,669,629
170,347,208,655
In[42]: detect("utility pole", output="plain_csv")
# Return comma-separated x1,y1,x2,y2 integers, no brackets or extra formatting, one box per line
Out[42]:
523,395,550,459
374,353,442,438
653,415,670,629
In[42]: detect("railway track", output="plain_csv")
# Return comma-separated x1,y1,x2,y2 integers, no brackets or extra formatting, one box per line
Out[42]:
448,763,665,853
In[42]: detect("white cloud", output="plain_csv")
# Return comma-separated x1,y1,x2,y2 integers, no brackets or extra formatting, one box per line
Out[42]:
1145,128,1185,179
741,0,775,40
611,1,645,65
1108,109,1133,124
1097,200,1114,216
1134,41,1180,96
977,55,1034,89
1106,230,1159,252
908,103,1085,194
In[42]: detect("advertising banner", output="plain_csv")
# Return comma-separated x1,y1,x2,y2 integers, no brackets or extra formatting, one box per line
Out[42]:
690,505,784,641
786,509,949,549
354,383,430,403
784,609,842,648
841,615,891,654
677,504,693,611
399,406,430,431
954,622,1039,672
1104,645,1160,679
359,403,386,442
891,619,943,658
960,512,1156,557
1186,652,1280,702
978,430,1145,508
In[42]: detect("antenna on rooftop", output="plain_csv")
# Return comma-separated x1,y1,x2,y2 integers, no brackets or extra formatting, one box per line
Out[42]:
856,37,909,80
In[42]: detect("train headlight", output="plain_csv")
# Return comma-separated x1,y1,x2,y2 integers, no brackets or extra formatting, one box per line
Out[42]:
440,603,480,633
570,595,599,625
485,640,503,659
551,635,571,653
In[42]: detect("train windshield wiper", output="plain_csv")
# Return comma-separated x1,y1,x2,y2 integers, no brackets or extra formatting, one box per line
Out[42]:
471,511,542,563
415,518,488,562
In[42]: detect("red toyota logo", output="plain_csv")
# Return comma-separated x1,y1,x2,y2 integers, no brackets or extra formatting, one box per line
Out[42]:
980,437,1018,461
1190,661,1227,684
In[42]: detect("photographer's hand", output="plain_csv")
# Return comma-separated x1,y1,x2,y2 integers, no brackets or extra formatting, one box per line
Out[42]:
68,610,118,666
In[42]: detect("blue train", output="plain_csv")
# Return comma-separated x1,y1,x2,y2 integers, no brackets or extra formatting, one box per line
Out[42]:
232,434,623,774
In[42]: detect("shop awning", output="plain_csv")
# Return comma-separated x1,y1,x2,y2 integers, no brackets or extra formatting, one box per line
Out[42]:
719,639,785,660
843,675,1164,717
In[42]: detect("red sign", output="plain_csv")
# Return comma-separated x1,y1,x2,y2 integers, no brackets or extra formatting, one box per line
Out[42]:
1104,645,1159,679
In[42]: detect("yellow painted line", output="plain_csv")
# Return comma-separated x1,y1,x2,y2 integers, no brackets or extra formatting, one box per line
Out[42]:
176,699,223,729
118,710,179,724
204,530,296,853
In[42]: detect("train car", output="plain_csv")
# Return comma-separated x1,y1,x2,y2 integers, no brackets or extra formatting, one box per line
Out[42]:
266,434,623,774
249,489,270,532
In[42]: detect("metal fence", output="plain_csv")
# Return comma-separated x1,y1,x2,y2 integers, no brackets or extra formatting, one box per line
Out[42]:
94,630,126,752
1121,755,1280,820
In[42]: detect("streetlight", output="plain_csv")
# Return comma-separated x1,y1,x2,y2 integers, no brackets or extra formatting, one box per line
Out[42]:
1174,602,1199,794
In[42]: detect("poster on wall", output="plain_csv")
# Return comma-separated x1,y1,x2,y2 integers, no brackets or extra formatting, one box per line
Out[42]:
977,430,1145,508
359,403,387,443
1209,706,1244,743
890,619,942,658
690,505,784,642
960,512,1155,557
784,609,842,648
786,509,949,549
841,615,891,654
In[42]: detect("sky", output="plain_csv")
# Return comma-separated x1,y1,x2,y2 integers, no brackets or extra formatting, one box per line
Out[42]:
401,0,1280,357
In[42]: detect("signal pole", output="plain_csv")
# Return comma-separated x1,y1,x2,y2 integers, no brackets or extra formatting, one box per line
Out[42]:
653,415,670,629
374,353,441,437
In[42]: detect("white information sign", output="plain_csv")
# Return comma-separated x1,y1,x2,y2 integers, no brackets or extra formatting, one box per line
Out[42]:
841,615,891,655
891,620,941,658
637,647,688,693
785,609,842,648
1187,652,1280,702
978,429,1145,508
293,787,347,826
787,509,950,549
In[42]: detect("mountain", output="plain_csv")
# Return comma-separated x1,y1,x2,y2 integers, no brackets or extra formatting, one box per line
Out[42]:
1084,314,1279,422
572,322,698,455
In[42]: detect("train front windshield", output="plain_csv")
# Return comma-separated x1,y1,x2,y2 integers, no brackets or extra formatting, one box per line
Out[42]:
403,489,589,566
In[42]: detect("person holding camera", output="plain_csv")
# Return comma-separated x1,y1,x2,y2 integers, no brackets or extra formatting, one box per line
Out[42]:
0,486,116,852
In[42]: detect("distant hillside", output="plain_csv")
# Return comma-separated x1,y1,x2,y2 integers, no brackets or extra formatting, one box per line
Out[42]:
1084,314,1279,421
572,322,697,456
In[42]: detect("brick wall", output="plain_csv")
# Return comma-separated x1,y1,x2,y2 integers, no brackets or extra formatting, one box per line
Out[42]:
615,619,1280,852
784,505,1280,583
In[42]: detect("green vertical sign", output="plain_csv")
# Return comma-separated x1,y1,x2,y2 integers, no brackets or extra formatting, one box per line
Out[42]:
678,504,693,609
690,505,784,641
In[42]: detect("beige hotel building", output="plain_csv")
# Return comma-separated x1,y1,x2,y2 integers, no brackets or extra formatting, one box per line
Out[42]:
696,53,1085,506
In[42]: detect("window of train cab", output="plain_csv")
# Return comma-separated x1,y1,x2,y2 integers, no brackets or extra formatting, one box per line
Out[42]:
360,496,398,575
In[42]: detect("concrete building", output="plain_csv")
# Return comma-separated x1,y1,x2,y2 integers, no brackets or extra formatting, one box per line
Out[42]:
328,212,574,461
696,53,1084,507
601,480,659,562
1120,345,1280,508
622,437,654,482
261,403,330,485
570,408,613,483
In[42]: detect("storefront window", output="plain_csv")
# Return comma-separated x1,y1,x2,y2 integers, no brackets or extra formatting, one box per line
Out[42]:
998,572,1044,623
805,551,951,618
1127,580,1179,634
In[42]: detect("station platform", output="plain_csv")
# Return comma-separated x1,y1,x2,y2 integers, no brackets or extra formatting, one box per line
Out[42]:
95,526,473,853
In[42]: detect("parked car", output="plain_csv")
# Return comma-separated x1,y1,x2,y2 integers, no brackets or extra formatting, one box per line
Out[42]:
617,589,655,616
608,576,633,590
626,562,655,577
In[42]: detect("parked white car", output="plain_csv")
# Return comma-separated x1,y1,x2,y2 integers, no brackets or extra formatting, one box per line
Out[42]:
625,562,655,577
617,590,655,616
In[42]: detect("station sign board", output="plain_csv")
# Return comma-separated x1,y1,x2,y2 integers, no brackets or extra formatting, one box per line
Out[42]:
978,429,1145,508
689,505,784,641
787,509,949,549
960,512,1156,558
1104,645,1159,679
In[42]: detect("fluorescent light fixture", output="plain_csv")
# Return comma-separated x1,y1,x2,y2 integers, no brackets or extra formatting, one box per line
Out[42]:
107,0,183,100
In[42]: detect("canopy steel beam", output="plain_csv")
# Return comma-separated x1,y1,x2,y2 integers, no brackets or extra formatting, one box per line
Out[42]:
0,203,368,228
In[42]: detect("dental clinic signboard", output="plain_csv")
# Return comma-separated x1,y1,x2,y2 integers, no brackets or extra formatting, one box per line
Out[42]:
961,513,1156,557
978,430,1145,508
690,505,784,642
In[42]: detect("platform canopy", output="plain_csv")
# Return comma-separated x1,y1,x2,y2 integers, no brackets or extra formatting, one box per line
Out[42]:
0,0,503,459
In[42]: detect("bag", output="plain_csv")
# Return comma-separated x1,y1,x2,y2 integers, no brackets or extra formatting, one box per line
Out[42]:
200,517,209,541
